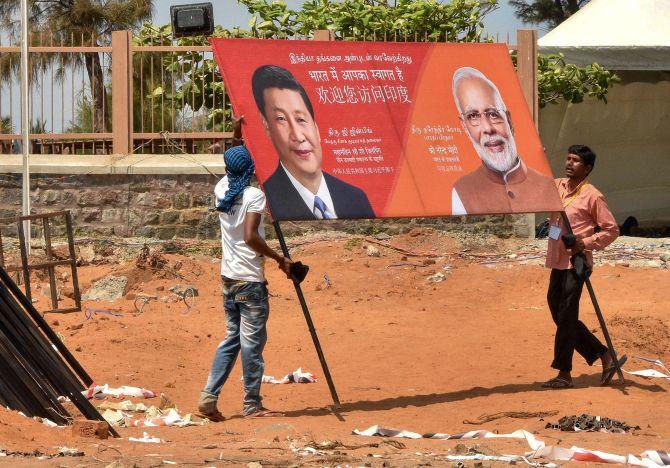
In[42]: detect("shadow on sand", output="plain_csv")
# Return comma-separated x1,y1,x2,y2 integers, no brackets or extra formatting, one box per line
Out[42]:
281,374,665,419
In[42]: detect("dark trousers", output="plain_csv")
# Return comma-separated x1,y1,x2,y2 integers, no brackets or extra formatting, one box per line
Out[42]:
547,269,608,372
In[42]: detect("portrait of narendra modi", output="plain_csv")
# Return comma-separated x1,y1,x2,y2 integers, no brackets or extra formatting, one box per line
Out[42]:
450,66,556,215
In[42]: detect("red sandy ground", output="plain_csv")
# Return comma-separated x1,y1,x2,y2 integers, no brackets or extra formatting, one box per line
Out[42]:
1,229,668,467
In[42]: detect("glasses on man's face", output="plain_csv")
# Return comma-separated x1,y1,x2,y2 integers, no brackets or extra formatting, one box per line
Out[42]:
462,108,505,126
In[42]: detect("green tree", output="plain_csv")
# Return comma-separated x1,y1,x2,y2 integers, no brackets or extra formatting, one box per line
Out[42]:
240,0,497,41
509,0,590,29
537,54,618,107
0,116,12,134
66,95,95,133
0,0,154,133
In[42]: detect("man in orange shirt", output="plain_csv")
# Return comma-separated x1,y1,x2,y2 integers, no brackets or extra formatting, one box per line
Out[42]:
543,145,625,389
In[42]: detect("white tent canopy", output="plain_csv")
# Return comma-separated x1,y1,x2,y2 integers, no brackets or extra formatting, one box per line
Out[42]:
538,0,670,70
538,0,670,228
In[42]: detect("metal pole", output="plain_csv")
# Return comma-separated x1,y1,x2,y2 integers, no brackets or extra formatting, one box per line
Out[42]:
273,221,341,406
560,212,624,384
0,266,93,386
20,0,31,254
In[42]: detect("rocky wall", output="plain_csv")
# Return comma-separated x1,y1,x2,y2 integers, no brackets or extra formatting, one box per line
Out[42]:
0,174,534,239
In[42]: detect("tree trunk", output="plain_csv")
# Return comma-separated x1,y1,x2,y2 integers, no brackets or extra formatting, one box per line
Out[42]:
84,52,108,133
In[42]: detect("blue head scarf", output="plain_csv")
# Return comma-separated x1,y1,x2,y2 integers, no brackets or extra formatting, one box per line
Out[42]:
216,145,255,214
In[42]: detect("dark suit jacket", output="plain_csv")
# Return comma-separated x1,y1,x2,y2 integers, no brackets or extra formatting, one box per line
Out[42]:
262,165,375,220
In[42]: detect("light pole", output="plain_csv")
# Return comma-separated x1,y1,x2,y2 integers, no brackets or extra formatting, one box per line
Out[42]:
20,0,30,254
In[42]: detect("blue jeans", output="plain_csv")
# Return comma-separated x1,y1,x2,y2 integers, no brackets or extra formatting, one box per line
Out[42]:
202,280,269,414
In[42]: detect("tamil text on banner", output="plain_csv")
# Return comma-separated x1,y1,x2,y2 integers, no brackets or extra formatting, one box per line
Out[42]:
210,38,563,220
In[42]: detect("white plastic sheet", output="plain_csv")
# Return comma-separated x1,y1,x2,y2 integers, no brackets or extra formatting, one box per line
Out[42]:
353,425,670,467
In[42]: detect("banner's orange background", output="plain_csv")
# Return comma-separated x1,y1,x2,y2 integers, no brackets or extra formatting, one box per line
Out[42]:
211,38,562,220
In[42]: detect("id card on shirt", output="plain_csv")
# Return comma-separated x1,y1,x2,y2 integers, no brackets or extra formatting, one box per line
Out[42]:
549,224,562,240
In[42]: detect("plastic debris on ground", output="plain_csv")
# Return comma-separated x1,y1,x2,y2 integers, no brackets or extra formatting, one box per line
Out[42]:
243,368,317,384
634,357,670,373
353,425,670,467
627,368,670,380
545,414,640,433
427,272,446,282
102,406,206,428
624,357,670,380
14,410,63,429
290,443,324,457
57,447,84,457
84,384,156,399
445,453,557,467
592,356,670,381
97,400,148,412
128,432,162,443
101,409,126,427
40,418,60,428
127,408,206,428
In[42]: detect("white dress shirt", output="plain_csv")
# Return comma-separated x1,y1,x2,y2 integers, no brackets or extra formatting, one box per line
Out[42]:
281,163,338,219
451,189,467,215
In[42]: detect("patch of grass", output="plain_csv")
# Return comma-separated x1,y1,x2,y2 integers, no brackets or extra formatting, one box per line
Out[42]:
344,238,363,251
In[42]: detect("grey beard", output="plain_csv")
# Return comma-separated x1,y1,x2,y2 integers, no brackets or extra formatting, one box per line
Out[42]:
473,139,519,173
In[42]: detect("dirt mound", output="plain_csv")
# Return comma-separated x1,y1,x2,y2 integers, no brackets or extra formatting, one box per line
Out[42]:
80,248,202,295
388,228,462,256
610,314,670,359
135,245,168,271
0,408,74,454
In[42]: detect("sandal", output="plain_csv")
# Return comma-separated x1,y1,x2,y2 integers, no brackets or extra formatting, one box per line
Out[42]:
196,410,226,422
243,407,285,418
601,354,628,386
541,377,574,389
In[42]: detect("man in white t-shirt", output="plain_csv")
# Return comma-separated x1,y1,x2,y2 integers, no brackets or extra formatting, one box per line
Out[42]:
197,144,293,420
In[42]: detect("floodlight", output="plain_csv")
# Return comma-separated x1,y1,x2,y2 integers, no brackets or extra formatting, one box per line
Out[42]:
170,3,214,37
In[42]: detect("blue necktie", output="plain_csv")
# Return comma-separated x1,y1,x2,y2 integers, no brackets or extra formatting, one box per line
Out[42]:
314,196,334,219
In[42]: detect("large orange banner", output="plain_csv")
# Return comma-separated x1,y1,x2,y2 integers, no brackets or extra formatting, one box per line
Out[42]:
210,38,562,220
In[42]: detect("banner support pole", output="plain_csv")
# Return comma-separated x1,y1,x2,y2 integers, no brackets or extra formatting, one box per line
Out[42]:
272,220,341,406
560,212,625,384
20,0,31,254
517,29,540,240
